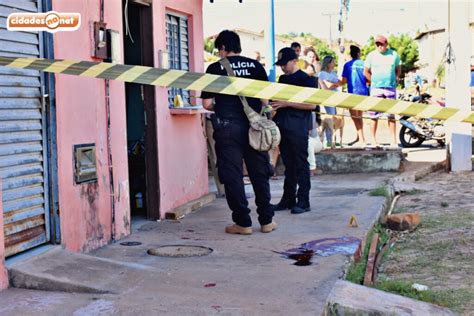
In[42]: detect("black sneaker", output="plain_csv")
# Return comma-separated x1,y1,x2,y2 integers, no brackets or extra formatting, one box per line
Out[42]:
291,205,311,214
271,200,296,211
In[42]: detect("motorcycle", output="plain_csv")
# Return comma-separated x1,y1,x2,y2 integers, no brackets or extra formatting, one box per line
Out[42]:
398,93,446,148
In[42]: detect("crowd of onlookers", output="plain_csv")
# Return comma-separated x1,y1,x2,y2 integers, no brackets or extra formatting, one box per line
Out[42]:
286,36,402,151
265,36,402,177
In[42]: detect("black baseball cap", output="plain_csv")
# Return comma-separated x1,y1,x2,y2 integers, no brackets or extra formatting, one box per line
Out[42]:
275,47,298,66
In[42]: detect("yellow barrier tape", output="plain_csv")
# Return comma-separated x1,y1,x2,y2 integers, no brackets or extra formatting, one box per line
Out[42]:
0,57,472,124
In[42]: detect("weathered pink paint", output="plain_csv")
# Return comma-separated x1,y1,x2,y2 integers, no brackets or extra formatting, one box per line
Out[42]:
103,0,131,241
153,0,208,216
0,0,206,291
0,180,8,290
52,0,130,252
49,0,207,251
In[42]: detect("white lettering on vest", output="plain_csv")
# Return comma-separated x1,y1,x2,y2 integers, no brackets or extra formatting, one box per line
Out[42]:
234,69,251,76
219,60,256,75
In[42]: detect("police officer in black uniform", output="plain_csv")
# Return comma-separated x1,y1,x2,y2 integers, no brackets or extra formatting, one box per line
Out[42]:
201,30,276,235
271,47,317,214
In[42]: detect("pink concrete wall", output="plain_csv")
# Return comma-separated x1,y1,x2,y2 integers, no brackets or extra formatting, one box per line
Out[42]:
0,0,208,291
153,0,208,216
104,0,131,241
0,180,8,290
52,0,130,252
49,0,207,253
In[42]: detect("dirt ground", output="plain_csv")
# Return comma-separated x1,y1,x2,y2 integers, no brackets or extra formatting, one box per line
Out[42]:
378,169,474,315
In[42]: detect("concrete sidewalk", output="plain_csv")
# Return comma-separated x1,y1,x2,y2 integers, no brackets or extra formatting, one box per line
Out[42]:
0,173,394,315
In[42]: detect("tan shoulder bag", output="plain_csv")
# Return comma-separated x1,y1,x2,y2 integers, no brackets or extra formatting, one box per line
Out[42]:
219,58,281,151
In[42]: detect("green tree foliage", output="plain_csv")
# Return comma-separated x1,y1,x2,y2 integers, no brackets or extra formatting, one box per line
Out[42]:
279,32,336,61
362,34,419,86
435,62,445,86
361,37,376,60
288,32,298,38
204,37,215,54
315,43,336,61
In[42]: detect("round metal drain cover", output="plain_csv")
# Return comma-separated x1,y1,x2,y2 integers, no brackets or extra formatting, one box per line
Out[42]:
120,241,142,246
147,245,213,257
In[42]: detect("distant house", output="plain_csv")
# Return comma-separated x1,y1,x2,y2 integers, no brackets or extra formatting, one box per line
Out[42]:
206,29,359,75
414,23,474,85
233,28,296,65
207,28,296,67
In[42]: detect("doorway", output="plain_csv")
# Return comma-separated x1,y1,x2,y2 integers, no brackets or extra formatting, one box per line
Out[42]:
123,0,160,220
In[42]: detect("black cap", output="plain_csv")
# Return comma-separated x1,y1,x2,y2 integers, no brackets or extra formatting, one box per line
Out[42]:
275,47,298,66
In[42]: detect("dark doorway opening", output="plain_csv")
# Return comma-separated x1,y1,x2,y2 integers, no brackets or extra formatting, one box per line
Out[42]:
123,1,160,220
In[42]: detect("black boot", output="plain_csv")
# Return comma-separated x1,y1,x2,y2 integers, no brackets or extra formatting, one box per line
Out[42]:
271,198,296,211
291,201,311,214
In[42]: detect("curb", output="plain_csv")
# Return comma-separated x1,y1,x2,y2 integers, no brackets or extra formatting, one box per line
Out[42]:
323,280,456,315
391,159,447,183
9,269,111,294
335,161,451,315
6,247,164,294
341,181,395,281
7,248,113,294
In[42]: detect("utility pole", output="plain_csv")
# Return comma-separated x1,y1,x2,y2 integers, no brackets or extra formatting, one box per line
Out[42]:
265,0,276,82
322,12,338,43
337,0,350,76
445,0,472,171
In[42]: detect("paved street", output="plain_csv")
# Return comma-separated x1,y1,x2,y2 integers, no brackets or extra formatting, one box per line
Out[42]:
0,113,454,316
0,173,393,315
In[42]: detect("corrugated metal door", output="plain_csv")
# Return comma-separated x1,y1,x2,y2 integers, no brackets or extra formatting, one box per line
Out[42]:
0,0,50,257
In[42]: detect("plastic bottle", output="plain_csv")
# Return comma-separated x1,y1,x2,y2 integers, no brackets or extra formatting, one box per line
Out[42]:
135,192,143,209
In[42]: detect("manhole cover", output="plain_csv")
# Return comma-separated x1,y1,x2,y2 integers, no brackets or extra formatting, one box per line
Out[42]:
120,241,142,246
147,245,213,257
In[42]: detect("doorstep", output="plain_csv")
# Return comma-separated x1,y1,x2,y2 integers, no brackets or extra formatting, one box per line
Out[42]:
164,193,216,220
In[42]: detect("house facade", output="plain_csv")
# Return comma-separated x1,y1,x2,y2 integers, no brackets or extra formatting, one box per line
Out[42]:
0,0,207,290
415,22,474,85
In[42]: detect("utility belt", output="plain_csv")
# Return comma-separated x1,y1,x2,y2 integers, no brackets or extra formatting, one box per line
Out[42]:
209,114,248,129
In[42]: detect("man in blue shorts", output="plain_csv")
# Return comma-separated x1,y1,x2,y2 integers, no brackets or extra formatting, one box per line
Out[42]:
341,45,369,146
364,35,401,147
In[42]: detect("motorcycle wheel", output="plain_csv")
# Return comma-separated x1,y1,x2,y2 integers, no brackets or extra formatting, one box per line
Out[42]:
399,126,425,147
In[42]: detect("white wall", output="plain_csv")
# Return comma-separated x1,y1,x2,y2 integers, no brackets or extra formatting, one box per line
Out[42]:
417,25,474,85
238,32,292,66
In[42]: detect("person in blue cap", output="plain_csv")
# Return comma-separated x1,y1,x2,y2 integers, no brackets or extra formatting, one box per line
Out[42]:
271,47,318,214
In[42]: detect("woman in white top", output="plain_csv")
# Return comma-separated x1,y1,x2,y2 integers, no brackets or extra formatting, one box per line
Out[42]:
318,55,343,146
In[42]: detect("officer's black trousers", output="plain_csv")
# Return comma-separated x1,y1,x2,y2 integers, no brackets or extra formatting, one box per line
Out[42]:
279,128,311,207
213,120,274,227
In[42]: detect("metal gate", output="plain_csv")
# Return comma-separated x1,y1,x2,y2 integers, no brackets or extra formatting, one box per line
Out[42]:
0,0,50,257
